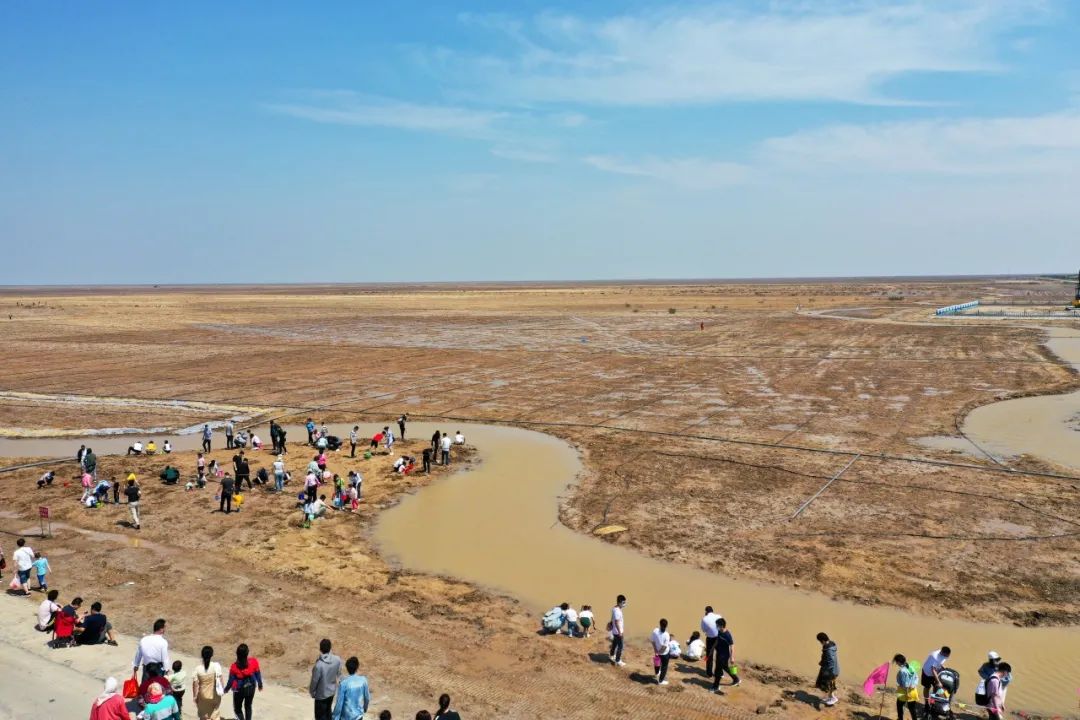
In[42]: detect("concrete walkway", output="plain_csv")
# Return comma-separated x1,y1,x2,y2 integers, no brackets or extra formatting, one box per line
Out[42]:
0,592,314,720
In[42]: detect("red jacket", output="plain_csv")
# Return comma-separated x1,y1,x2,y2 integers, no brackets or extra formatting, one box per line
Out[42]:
88,694,129,720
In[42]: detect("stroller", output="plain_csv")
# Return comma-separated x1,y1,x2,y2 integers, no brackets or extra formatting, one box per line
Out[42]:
927,668,960,719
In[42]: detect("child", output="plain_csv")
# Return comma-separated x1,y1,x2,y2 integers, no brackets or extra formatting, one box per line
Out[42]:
167,660,187,714
163,440,172,454
579,605,594,637
197,453,207,487
32,553,50,591
564,605,579,637
347,484,359,511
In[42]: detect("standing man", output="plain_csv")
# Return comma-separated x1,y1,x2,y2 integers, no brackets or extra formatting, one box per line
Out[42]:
236,455,251,491
82,447,97,480
431,430,441,457
921,646,951,714
306,418,316,445
125,476,141,530
332,656,370,720
12,538,35,595
609,594,627,667
397,414,407,440
383,427,394,455
232,448,245,476
201,424,212,453
76,444,86,465
225,419,235,449
710,618,739,691
309,638,342,720
220,473,235,514
279,426,288,454
134,618,169,683
440,432,451,466
421,447,432,474
701,605,722,678
349,426,359,458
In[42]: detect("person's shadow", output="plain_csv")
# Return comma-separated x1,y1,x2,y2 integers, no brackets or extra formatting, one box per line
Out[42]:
785,690,821,710
587,652,612,665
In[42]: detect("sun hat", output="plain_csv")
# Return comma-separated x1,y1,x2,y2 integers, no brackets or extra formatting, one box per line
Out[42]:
988,650,1001,661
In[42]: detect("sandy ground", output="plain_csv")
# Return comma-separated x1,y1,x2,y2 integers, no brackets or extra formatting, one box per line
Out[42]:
0,593,313,720
0,278,1077,718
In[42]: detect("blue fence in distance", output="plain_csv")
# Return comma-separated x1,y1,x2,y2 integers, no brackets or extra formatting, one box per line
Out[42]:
935,301,979,316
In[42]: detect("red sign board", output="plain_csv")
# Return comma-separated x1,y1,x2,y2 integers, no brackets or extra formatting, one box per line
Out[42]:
38,506,50,519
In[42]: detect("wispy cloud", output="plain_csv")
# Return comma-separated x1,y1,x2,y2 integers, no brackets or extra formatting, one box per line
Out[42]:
428,1,1047,106
585,109,1080,188
265,93,506,138
761,111,1080,174
585,155,749,189
490,145,557,163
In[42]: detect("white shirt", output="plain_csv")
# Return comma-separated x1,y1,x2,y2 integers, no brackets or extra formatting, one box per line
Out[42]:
134,633,170,669
686,638,707,660
37,599,59,627
441,436,451,451
564,608,578,623
251,435,261,446
650,628,670,654
132,442,143,452
924,650,948,674
13,546,34,571
273,460,285,474
610,606,624,635
579,609,594,622
454,433,465,444
164,441,171,451
311,499,328,514
701,612,721,638
667,639,682,657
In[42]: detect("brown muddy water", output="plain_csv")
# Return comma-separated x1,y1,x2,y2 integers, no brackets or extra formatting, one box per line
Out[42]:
377,424,1078,715
2,415,1078,713
961,327,1080,468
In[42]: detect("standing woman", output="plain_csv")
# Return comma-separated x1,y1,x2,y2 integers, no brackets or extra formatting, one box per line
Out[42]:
192,645,224,720
893,654,919,720
225,643,262,720
815,632,840,707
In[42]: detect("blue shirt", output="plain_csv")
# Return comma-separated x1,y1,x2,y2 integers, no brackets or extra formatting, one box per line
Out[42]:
32,558,49,575
332,674,370,720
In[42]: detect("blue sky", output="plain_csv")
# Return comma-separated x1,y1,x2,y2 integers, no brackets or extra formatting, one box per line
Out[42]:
1,1,1077,284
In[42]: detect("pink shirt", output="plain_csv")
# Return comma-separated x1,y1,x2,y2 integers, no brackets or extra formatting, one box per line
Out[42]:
81,473,93,488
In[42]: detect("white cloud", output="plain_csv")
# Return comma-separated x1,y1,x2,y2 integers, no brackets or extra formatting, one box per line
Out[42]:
432,1,1047,106
265,93,506,137
490,146,557,163
760,111,1080,174
585,155,749,188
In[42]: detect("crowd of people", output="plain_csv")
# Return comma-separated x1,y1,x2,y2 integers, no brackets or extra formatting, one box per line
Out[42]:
540,594,1016,719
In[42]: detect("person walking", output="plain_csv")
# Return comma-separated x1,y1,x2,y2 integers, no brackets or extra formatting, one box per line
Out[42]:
397,414,407,440
225,420,235,450
220,473,235,514
700,605,721,677
332,656,370,720
711,618,739,691
609,594,627,666
12,538,34,595
192,645,225,720
236,456,251,491
440,433,451,466
202,424,213,453
142,682,181,720
134,619,170,683
893,654,919,720
815,632,840,707
125,477,141,530
383,427,394,454
310,638,343,720
225,643,262,720
349,426,359,458
650,618,672,685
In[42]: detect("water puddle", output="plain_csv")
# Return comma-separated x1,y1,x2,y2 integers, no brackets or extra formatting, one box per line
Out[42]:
376,423,1078,715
